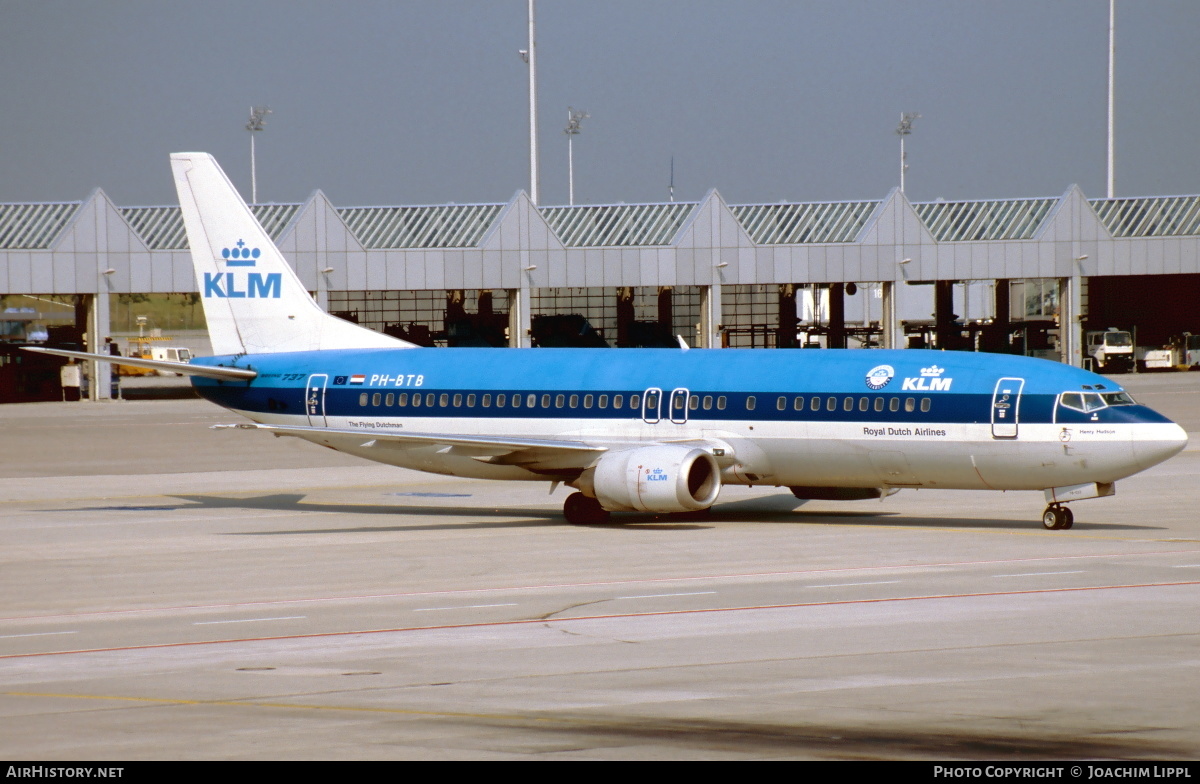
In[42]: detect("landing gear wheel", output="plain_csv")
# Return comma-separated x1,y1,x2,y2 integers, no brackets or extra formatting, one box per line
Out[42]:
564,492,610,525
1042,505,1073,530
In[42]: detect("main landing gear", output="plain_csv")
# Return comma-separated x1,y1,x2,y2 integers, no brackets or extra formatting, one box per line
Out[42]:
1042,504,1074,530
564,492,611,525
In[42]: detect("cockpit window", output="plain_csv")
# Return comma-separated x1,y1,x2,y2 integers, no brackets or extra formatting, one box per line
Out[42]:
1102,391,1136,406
1060,392,1107,412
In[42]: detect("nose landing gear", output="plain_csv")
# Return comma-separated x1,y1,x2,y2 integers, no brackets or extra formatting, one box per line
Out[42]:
1042,504,1074,530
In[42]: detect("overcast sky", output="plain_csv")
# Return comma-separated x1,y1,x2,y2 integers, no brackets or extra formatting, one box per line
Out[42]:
1,0,1197,207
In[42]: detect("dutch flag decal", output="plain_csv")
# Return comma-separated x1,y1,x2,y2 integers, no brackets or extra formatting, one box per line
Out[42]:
349,374,366,385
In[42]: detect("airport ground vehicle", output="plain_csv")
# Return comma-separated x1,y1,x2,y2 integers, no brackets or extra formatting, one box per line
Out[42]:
1086,328,1134,373
1136,332,1200,371
119,333,193,376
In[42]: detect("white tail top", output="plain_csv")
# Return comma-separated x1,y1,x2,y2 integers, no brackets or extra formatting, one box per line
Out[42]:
171,152,412,355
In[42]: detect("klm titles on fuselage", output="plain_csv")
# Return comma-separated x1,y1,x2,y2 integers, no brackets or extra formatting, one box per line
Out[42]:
203,240,282,299
866,364,954,392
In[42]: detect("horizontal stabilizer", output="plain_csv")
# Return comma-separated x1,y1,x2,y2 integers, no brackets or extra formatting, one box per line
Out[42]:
22,347,257,381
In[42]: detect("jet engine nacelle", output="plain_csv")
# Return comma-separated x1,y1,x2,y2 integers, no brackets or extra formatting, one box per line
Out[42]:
580,445,721,513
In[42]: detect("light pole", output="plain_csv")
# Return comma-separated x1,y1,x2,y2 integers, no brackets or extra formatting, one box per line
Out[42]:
246,106,272,204
565,107,588,206
519,1,539,205
896,111,920,194
1107,0,1116,198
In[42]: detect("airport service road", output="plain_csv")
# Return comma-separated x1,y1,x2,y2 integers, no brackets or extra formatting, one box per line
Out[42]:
0,377,1197,760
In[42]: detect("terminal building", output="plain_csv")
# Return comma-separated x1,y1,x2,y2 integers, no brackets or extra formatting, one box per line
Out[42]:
2,182,1200,399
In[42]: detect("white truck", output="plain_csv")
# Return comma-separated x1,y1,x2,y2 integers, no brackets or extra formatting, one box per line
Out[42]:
1086,328,1134,373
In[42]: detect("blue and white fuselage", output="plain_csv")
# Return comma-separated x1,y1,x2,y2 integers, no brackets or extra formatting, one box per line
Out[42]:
190,346,1185,501
31,153,1186,528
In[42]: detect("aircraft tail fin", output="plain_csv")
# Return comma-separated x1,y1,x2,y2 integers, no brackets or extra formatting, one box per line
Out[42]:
170,152,413,355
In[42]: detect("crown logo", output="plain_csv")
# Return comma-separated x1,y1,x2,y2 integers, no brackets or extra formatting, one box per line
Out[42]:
221,239,260,266
920,365,945,377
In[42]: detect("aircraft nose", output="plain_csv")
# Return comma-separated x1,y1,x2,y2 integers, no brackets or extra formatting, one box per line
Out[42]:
1133,422,1189,471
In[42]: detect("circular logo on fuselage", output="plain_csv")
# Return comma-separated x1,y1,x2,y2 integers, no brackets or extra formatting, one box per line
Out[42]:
865,364,895,390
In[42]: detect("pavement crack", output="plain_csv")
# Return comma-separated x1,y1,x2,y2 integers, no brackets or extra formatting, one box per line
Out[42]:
536,599,608,621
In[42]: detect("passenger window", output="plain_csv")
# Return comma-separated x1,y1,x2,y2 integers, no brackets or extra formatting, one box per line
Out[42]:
496,393,506,407
372,393,381,407
889,397,899,412
541,394,551,408
425,393,435,406
793,397,803,411
843,397,853,412
526,393,536,407
453,394,462,407
746,396,756,411
689,395,699,410
439,394,449,407
703,395,713,410
398,393,408,406
385,393,394,407
630,394,640,409
874,397,884,412
920,398,931,413
904,397,915,412
482,394,491,407
826,396,836,411
583,394,593,409
598,394,608,408
466,394,475,407
359,393,368,407
555,394,564,408
570,394,579,408
717,396,727,410
811,397,821,412
411,393,421,407
613,394,624,409
777,396,787,411
858,397,869,412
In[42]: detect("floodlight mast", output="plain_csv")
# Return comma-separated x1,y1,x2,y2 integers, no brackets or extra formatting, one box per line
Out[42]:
565,107,589,206
896,111,920,194
1107,0,1116,198
246,106,272,204
520,1,539,206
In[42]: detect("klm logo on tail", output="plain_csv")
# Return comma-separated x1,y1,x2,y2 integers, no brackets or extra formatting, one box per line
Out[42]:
204,239,281,298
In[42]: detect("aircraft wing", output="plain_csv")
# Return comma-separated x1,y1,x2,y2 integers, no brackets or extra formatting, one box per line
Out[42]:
216,422,611,474
21,347,257,381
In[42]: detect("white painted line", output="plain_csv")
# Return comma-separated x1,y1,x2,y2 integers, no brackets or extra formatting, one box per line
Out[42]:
1171,564,1200,568
616,591,717,600
806,581,901,588
193,616,307,625
992,571,1086,578
0,631,77,639
413,604,518,612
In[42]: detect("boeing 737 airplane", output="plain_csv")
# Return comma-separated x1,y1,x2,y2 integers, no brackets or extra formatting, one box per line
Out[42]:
31,153,1188,529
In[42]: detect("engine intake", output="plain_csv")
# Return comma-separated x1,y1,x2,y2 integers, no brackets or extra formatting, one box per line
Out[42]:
581,445,721,513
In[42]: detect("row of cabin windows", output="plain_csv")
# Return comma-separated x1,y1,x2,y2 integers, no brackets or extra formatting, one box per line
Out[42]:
358,391,933,414
773,394,931,413
360,391,647,410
